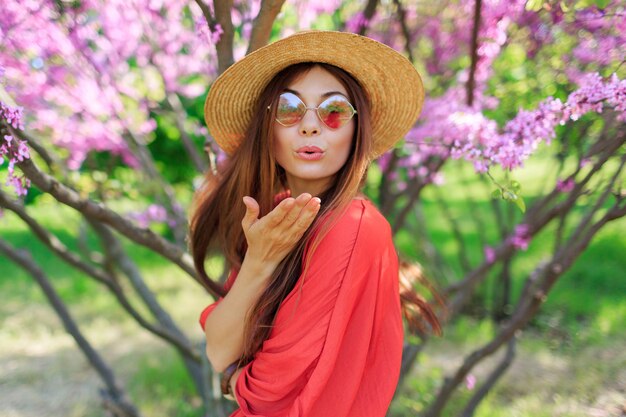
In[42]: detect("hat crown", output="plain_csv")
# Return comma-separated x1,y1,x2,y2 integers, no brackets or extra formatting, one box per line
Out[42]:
204,30,425,158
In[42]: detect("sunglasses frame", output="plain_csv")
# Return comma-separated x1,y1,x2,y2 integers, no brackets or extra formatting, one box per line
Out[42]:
267,92,357,129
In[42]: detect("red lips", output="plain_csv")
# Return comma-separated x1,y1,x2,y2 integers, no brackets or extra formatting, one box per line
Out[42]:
296,146,324,153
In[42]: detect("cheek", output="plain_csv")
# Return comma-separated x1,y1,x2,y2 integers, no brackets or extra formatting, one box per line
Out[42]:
273,129,291,166
334,124,355,163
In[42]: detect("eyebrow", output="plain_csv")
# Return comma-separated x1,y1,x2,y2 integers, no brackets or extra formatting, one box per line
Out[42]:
283,88,348,99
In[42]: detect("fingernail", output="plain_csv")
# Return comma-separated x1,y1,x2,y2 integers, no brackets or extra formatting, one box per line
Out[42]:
313,197,321,204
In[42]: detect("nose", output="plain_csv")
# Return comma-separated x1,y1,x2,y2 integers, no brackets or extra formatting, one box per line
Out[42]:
298,108,321,137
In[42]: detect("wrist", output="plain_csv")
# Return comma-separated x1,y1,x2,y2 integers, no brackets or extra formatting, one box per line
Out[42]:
221,362,238,399
241,254,277,280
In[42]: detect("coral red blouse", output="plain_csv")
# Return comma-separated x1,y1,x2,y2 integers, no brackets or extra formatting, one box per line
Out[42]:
199,198,404,416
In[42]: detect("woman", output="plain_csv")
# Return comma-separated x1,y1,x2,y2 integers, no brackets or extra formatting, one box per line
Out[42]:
189,30,441,416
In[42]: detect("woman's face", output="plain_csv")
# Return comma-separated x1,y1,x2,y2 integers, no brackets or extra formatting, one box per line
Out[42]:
273,65,355,197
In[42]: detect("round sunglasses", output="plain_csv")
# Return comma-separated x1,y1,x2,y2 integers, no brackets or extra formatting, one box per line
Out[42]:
268,92,357,129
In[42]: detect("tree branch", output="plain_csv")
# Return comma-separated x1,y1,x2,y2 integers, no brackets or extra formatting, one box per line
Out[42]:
213,0,235,74
467,0,482,107
459,338,516,417
0,189,200,360
122,130,188,247
392,0,415,62
358,0,379,36
10,151,227,297
0,239,143,417
445,132,625,313
247,0,286,54
163,93,208,173
379,149,400,216
8,124,60,174
432,185,472,272
424,195,626,416
392,158,446,235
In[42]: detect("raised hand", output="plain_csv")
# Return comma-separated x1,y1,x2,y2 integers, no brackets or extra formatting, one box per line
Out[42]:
241,193,321,270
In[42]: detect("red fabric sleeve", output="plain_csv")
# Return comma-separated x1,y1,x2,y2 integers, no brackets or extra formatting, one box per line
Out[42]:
230,200,403,417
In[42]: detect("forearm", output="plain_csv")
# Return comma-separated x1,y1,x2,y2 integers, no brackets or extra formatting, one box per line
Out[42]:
203,255,275,372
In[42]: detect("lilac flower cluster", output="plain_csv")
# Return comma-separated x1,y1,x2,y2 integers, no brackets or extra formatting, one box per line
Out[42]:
345,12,371,34
565,72,626,122
1,0,217,171
483,222,531,263
196,20,223,45
404,72,625,178
508,224,531,251
289,0,344,30
556,178,575,193
126,204,176,229
566,2,626,82
1,99,31,197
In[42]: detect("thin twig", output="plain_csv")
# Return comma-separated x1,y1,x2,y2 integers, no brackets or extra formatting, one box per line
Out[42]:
164,93,208,173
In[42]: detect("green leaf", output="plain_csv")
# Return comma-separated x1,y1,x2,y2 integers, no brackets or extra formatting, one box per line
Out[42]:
503,191,517,201
510,180,521,192
514,195,527,213
526,0,544,11
574,0,595,10
492,189,503,199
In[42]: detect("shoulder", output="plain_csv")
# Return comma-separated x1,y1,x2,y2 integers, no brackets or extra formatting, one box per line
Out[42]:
318,199,393,253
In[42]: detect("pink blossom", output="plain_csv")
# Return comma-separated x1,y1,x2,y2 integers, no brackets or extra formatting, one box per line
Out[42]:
563,2,625,81
126,204,171,229
1,0,217,170
466,374,476,390
1,98,31,197
484,246,496,264
508,224,531,251
345,12,371,33
286,0,342,29
196,19,223,45
404,72,625,181
556,178,575,193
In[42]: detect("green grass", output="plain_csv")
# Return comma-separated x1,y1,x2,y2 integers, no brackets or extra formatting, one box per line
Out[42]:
129,350,204,417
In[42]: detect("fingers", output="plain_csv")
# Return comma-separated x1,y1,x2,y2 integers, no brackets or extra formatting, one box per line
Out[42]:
265,197,295,227
282,193,314,225
293,197,321,230
241,196,260,231
266,193,321,229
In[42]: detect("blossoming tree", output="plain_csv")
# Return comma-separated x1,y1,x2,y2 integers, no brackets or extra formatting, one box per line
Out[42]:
0,0,624,416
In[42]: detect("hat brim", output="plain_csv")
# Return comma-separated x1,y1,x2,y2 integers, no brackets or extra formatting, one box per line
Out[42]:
204,30,425,159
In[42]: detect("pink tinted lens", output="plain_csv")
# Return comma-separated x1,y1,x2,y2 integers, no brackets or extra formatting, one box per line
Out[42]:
318,96,355,129
276,93,305,126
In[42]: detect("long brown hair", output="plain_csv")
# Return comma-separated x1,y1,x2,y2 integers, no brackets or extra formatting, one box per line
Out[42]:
189,62,441,373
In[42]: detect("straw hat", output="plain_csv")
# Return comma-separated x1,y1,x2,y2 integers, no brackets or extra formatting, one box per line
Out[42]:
204,30,425,159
